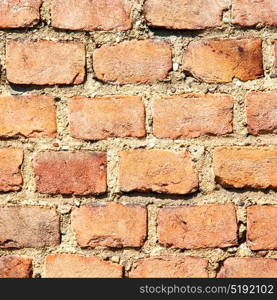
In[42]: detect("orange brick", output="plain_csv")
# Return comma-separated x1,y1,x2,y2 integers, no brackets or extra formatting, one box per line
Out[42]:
247,206,277,250
6,40,86,85
33,151,107,195
0,148,23,192
45,254,123,278
213,147,277,189
144,0,228,29
71,203,147,248
52,0,132,31
182,38,263,83
0,206,60,248
246,92,277,135
157,204,238,249
129,256,208,278
153,94,233,139
0,256,32,278
119,150,198,195
232,0,277,27
0,95,57,138
217,257,277,278
69,96,146,140
0,0,42,28
93,40,172,84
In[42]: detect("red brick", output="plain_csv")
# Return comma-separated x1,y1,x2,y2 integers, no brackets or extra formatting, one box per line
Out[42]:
0,0,42,28
182,38,263,83
69,96,146,140
246,92,277,135
157,204,238,249
93,40,172,84
119,150,198,195
0,95,57,138
6,40,86,85
247,205,277,250
0,256,32,278
213,147,277,189
129,256,208,278
52,0,132,31
71,202,147,248
217,257,277,278
153,93,233,139
232,0,277,27
0,148,23,192
45,254,123,278
144,0,228,30
33,151,107,195
0,206,60,248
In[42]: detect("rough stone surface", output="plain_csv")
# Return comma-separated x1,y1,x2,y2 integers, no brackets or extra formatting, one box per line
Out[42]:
0,148,23,192
119,150,199,195
213,147,277,189
0,0,42,28
232,0,277,27
0,95,57,138
246,92,277,136
33,151,107,195
144,0,228,30
182,38,264,83
217,257,277,278
71,203,147,248
51,0,132,31
0,206,60,248
247,205,277,250
157,204,238,249
69,96,146,140
93,40,172,84
129,256,209,278
6,40,86,85
0,256,32,278
45,254,123,278
152,93,233,139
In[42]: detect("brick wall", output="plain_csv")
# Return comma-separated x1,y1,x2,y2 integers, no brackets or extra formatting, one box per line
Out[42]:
1,0,277,278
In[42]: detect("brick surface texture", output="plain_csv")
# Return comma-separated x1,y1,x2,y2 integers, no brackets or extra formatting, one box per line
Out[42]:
1,0,277,279
45,254,123,278
71,202,147,248
0,0,42,29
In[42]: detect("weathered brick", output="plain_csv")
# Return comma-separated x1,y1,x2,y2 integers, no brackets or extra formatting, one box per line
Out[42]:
52,0,132,31
153,94,233,139
0,256,32,278
119,150,198,195
45,254,123,278
0,0,42,28
71,202,147,248
0,148,23,192
182,38,263,83
157,204,238,249
6,40,86,85
247,205,277,250
246,92,277,135
217,257,277,278
213,147,277,189
144,0,228,30
33,151,107,195
129,256,209,278
69,96,146,140
0,95,57,138
232,0,277,27
0,206,60,248
93,40,172,84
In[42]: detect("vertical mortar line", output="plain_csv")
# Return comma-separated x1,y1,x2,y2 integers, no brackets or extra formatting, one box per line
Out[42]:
231,87,248,137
